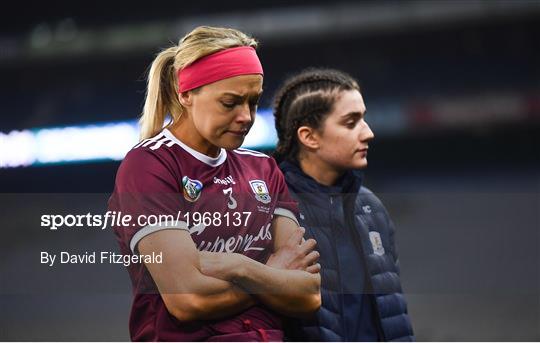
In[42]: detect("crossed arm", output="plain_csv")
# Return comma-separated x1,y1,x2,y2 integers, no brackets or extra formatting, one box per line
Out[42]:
138,216,321,322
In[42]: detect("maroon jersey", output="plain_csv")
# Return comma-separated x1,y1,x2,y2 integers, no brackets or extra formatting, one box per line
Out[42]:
108,128,298,341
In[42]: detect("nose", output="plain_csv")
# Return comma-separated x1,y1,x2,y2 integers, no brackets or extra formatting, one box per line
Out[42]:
235,104,253,124
361,120,375,142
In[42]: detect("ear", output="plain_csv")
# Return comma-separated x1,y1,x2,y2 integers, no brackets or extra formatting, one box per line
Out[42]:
178,91,194,107
297,125,320,150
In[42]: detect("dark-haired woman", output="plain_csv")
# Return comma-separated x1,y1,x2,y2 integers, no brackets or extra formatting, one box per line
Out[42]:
273,68,414,341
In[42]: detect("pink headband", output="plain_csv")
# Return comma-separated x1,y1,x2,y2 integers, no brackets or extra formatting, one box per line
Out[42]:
177,46,264,93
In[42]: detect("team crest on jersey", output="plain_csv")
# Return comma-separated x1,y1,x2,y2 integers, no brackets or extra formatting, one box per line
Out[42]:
369,231,385,256
249,180,271,204
182,176,203,202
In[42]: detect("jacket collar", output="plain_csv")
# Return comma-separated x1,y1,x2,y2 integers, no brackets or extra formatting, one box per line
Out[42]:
279,160,363,195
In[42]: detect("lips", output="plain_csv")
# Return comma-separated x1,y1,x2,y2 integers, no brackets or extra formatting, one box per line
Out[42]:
357,147,369,155
227,129,248,136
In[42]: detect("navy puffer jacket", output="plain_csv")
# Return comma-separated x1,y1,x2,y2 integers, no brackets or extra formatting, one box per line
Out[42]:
280,161,414,342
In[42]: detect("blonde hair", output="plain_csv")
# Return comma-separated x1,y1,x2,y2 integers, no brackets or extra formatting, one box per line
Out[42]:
139,26,259,140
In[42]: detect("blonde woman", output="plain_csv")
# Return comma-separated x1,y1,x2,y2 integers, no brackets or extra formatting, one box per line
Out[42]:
108,26,321,341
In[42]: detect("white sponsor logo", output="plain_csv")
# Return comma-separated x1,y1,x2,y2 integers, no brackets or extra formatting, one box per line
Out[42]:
214,175,236,185
191,222,273,253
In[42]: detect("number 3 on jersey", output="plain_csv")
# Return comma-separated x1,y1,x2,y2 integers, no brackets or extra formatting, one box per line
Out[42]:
223,187,238,210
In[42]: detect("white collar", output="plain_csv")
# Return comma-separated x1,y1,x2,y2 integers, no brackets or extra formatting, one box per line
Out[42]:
163,129,227,167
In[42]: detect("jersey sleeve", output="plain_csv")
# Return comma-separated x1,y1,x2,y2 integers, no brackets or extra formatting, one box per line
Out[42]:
269,158,300,226
108,148,188,254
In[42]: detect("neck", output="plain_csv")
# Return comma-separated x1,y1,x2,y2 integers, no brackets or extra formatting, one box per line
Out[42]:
298,153,344,187
168,118,220,158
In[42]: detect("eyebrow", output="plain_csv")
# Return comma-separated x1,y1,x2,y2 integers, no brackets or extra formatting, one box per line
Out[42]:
342,110,366,119
221,90,263,99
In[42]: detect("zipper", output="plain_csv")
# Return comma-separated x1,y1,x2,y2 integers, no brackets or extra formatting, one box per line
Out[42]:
346,208,386,341
330,194,348,340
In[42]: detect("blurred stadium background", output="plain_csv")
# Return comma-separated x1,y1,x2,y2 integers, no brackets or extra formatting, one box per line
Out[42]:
1,0,538,341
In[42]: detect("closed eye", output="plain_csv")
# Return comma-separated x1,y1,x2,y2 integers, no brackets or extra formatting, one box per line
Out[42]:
221,101,236,109
220,91,262,110
343,111,365,128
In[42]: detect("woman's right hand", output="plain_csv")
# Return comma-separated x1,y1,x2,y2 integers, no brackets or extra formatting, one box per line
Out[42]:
266,226,320,274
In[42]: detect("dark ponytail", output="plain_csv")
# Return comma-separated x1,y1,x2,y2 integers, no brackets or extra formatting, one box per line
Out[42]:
272,68,360,163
